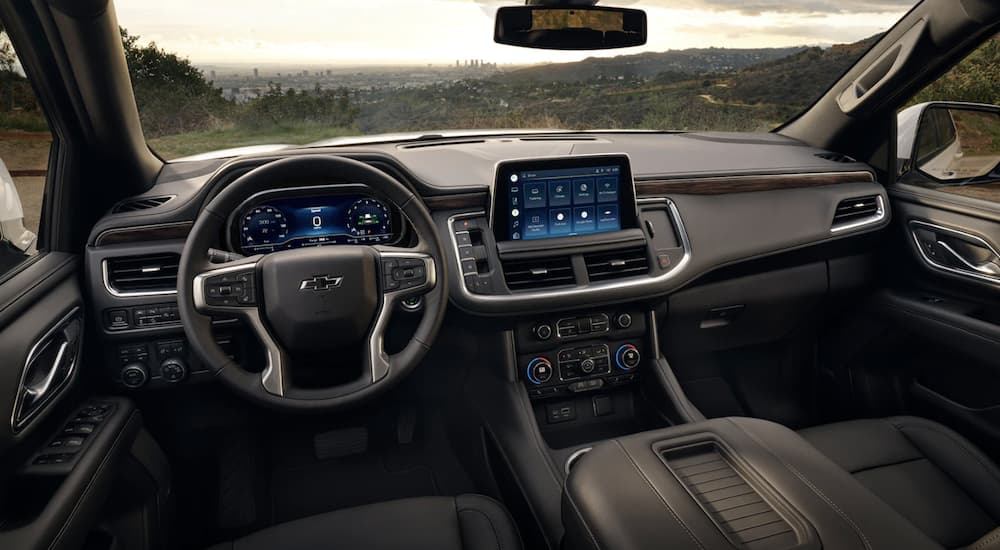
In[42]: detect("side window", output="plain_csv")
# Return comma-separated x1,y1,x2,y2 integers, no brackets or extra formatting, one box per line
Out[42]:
0,22,47,277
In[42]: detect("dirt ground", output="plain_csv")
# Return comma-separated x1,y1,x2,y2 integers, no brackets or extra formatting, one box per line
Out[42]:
0,135,50,236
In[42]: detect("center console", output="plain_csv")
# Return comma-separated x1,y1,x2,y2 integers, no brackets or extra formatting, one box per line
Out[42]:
562,418,942,550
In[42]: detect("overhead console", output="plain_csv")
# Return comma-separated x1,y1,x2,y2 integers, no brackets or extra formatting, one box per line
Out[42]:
446,154,689,315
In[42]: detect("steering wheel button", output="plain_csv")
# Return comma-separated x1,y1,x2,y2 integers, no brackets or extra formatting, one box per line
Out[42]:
384,277,401,291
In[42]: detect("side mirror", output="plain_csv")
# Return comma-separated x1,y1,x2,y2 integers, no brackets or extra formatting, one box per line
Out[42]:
898,102,1000,184
0,158,38,256
494,5,647,50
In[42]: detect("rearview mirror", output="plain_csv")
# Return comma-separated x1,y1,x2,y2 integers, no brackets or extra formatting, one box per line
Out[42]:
494,5,647,50
899,102,1000,183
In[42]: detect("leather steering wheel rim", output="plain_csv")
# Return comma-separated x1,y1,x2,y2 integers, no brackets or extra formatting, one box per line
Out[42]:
177,155,448,411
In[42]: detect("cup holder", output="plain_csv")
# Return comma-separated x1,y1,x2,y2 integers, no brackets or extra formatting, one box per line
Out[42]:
565,447,593,475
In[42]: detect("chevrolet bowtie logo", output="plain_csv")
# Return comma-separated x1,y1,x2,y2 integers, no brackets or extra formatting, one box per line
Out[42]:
299,275,344,292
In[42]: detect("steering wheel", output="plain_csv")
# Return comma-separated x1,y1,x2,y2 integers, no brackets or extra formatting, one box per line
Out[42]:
177,155,448,411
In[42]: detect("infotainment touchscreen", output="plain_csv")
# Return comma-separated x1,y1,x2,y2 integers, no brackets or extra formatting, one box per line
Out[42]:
492,155,638,242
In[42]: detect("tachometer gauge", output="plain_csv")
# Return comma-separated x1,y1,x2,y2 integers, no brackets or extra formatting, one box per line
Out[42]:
241,205,289,247
345,199,392,238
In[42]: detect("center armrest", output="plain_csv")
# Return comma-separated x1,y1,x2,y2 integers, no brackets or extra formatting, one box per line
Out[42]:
562,417,943,550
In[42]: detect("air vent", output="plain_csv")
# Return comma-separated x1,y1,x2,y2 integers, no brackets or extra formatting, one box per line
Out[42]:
815,152,856,163
502,256,574,291
105,253,180,295
398,139,487,149
832,195,884,232
112,195,174,213
518,136,599,142
584,247,649,282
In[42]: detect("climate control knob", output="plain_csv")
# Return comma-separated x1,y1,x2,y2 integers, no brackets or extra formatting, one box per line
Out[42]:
120,363,149,389
526,357,554,385
160,358,188,383
615,344,641,370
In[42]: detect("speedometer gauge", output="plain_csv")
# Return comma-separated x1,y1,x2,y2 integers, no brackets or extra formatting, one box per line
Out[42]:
345,199,392,238
241,205,289,247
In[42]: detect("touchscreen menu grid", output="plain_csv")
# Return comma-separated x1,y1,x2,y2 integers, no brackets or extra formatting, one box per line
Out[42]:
507,165,621,240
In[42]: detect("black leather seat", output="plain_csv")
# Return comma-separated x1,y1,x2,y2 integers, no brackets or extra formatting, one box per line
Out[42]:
800,416,1000,549
207,495,522,550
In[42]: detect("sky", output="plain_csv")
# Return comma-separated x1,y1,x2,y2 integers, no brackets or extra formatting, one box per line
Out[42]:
113,0,916,66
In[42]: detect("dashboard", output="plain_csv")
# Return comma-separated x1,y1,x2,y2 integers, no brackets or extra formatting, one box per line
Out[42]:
228,188,402,254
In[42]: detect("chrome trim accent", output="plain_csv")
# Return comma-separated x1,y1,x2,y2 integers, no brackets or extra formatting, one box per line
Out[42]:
11,307,83,433
830,195,887,233
565,447,593,475
102,258,178,298
368,250,437,383
191,258,289,395
447,197,691,309
909,220,1000,285
225,183,406,253
648,309,662,360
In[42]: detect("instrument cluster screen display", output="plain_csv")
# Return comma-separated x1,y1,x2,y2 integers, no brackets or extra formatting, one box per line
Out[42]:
237,194,394,253
494,156,637,242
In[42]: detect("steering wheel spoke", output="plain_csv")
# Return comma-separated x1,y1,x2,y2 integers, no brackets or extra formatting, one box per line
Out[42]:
192,256,289,396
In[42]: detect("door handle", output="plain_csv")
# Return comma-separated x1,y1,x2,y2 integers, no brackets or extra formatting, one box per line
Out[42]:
936,240,1000,276
12,308,83,431
22,341,71,409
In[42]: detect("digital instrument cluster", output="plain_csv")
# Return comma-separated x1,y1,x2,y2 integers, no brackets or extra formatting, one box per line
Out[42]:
234,193,396,254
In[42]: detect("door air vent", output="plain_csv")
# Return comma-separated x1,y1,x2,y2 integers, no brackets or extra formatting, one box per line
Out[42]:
584,247,649,282
815,152,856,163
832,195,884,232
502,256,574,291
105,253,180,295
112,195,175,213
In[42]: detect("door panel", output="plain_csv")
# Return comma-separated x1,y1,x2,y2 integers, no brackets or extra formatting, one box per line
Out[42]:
882,185,1000,453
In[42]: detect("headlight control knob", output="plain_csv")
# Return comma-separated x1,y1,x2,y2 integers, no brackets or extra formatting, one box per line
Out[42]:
160,358,188,383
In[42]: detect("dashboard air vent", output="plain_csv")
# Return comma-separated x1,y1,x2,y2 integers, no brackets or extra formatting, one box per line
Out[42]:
832,195,881,228
105,253,180,294
584,247,649,282
815,152,857,163
502,256,574,291
112,195,174,213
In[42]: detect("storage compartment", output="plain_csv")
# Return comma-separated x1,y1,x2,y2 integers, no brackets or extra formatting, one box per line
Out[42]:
562,417,940,550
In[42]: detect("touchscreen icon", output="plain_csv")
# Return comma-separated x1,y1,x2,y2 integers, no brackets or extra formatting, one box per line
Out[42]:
510,174,519,183
511,209,519,217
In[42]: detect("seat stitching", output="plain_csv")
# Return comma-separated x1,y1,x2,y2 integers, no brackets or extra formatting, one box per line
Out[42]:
889,418,1000,490
727,419,873,550
617,440,706,550
971,529,1000,550
457,504,503,550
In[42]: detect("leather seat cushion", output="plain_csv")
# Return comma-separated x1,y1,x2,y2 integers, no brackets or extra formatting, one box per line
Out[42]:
800,416,1000,549
207,494,522,550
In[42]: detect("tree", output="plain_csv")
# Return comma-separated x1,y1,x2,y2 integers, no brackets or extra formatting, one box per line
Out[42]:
121,28,231,137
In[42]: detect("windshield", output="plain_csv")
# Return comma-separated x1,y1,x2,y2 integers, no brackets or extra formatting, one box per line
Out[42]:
115,0,915,160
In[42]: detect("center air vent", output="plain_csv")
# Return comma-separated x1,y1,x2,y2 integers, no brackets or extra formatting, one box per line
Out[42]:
584,247,649,282
112,195,174,213
832,195,883,231
502,256,574,291
105,253,180,295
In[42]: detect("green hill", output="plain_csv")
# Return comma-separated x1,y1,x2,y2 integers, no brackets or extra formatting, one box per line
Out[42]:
503,46,807,83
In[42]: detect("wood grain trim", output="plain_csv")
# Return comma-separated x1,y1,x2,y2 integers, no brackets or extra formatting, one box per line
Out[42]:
424,192,488,211
937,182,1000,203
636,171,874,196
94,222,193,246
